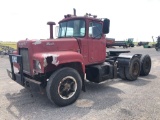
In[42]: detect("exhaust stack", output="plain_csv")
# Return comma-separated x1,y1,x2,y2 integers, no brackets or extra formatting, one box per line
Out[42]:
47,22,56,39
73,8,76,16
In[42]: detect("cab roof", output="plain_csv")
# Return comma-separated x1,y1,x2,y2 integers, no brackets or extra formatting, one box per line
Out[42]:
59,15,103,23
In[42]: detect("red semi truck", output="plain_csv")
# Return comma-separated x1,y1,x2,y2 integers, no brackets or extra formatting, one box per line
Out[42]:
7,9,151,106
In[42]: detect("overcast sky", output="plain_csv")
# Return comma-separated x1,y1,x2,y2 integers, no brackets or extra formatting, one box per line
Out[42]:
0,0,160,42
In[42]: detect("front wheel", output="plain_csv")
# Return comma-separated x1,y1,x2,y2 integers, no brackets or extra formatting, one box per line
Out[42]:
46,67,82,106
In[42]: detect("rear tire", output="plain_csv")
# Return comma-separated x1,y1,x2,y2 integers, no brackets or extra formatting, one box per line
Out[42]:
46,67,82,106
125,57,140,81
140,54,151,76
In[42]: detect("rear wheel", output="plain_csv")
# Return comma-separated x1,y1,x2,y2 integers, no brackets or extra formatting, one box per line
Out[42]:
140,54,151,76
125,57,140,81
46,67,82,106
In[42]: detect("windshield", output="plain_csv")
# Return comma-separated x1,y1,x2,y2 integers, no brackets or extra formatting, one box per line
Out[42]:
58,19,85,38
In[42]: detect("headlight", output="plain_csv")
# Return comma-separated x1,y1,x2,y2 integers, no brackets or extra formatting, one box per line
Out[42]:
34,60,41,70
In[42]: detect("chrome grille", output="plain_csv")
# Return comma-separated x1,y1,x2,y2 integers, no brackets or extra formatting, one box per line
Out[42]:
19,48,30,73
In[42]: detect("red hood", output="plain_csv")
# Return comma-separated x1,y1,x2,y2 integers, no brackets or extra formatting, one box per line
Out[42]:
17,38,79,53
13,38,84,76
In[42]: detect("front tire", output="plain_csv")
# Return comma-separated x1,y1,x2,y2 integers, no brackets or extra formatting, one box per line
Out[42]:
46,67,82,106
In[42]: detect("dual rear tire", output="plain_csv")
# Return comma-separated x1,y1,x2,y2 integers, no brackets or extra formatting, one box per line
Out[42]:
119,54,151,81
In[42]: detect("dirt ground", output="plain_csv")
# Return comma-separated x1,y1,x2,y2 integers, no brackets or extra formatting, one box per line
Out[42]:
0,46,160,120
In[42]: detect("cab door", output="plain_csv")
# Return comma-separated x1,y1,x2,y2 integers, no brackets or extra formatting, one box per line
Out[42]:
88,21,106,63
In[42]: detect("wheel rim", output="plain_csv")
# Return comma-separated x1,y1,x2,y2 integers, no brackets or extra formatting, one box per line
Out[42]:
58,76,77,99
132,62,139,76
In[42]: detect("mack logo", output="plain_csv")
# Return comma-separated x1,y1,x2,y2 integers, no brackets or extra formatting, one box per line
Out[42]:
46,42,54,46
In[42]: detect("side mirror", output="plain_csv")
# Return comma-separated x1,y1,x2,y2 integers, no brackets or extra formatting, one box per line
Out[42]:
103,18,110,34
55,26,59,38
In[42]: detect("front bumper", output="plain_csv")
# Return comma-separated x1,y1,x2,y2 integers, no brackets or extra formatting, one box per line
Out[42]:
7,54,41,90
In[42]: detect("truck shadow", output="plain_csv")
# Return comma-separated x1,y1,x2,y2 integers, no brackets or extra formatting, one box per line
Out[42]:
139,74,157,79
119,74,157,87
5,89,56,119
5,74,155,119
78,74,157,110
5,83,123,119
77,81,123,110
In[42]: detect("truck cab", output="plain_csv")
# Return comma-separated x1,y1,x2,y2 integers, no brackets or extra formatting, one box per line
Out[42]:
57,16,109,65
7,9,151,107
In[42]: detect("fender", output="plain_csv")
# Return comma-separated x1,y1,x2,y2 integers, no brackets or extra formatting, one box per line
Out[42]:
33,51,85,74
117,53,142,67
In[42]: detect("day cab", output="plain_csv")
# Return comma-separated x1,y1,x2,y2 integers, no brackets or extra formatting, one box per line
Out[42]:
7,9,151,106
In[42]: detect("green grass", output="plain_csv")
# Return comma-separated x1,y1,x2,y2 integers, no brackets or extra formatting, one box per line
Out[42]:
0,42,17,50
148,42,156,45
